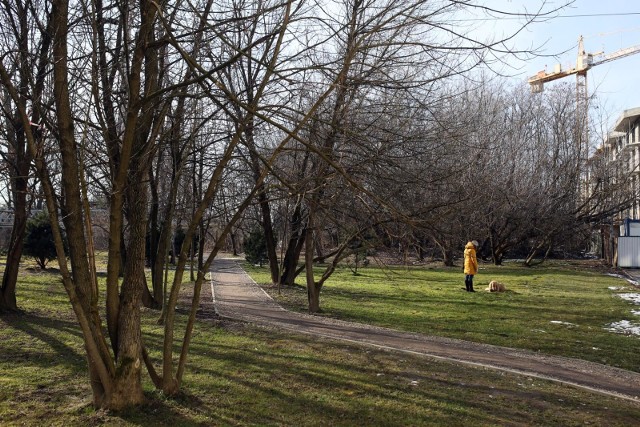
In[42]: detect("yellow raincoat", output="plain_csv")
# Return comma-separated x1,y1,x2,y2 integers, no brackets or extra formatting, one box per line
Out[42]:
463,241,478,275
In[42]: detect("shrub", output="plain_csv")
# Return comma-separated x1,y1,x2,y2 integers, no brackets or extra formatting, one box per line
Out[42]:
244,229,267,266
23,211,67,269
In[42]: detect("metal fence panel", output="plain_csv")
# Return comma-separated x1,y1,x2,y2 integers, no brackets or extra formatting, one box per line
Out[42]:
618,237,640,267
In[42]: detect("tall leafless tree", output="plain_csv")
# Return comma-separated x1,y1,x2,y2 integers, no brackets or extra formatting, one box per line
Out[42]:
0,0,51,312
0,0,577,409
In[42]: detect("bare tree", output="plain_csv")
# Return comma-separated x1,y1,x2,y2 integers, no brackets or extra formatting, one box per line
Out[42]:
0,0,576,410
258,0,574,310
435,79,616,265
0,0,52,312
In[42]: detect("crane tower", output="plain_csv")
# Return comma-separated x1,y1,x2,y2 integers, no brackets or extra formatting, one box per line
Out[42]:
529,36,640,197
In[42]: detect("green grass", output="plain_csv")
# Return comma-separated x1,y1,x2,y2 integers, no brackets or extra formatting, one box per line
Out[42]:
247,260,640,372
2,265,640,425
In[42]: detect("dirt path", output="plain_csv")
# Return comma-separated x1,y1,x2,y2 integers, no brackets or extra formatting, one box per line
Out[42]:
208,257,640,402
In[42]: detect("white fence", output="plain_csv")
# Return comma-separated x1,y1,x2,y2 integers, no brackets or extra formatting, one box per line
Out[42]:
0,210,13,228
617,237,640,268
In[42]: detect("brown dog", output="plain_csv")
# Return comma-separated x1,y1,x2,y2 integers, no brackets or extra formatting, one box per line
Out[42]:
485,280,506,292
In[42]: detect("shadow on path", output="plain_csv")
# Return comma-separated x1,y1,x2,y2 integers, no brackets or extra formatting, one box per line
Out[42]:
210,257,640,402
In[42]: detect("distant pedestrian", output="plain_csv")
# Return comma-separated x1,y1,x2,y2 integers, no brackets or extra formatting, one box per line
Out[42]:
464,240,479,292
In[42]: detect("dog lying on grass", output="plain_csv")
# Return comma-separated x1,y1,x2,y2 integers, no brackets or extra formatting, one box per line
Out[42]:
485,280,506,292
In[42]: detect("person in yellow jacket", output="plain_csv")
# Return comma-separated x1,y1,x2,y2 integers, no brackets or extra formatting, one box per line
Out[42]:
463,240,479,292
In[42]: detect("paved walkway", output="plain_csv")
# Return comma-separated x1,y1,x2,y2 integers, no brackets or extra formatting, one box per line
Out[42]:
209,257,640,402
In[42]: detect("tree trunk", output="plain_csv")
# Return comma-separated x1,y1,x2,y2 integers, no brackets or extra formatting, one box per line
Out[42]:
230,232,238,256
115,173,148,406
281,231,305,286
492,249,504,265
242,110,280,285
0,179,28,312
151,186,178,308
0,225,24,311
68,0,159,407
524,247,538,267
280,201,306,286
148,158,162,306
432,237,455,267
443,248,455,267
416,241,425,261
141,276,158,309
259,190,280,285
0,4,41,311
305,216,320,313
524,238,547,267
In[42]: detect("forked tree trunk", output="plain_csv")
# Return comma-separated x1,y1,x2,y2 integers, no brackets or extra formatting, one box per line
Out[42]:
280,201,306,286
55,0,156,408
281,230,305,286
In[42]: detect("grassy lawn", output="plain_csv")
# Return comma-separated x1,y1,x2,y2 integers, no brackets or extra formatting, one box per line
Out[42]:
246,260,640,372
1,264,640,425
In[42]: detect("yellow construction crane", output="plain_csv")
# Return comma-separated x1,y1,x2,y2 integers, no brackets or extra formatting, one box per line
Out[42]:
529,36,640,146
529,36,640,94
529,36,640,199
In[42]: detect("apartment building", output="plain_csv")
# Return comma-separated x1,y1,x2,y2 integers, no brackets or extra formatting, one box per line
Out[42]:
599,107,640,219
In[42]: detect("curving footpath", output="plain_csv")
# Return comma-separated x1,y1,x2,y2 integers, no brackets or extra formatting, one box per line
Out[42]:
209,257,640,402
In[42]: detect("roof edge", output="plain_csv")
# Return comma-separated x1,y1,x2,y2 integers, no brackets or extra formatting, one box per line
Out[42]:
613,107,640,132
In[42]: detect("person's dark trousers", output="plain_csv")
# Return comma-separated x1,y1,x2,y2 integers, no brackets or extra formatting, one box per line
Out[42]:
465,275,475,292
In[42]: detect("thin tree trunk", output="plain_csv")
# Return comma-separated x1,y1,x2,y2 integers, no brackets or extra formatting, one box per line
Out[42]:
230,232,238,256
148,157,162,305
0,144,28,312
0,0,47,312
306,212,320,313
0,205,27,312
259,191,280,285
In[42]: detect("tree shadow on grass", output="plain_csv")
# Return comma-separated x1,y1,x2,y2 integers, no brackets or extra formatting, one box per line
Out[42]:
89,390,227,427
162,325,640,427
0,311,86,369
1,309,236,426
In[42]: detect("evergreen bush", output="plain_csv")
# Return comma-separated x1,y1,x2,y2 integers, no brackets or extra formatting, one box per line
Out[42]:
23,211,67,269
244,229,267,266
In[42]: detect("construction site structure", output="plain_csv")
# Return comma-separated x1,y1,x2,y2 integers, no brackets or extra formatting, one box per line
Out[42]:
529,36,640,199
528,36,640,94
